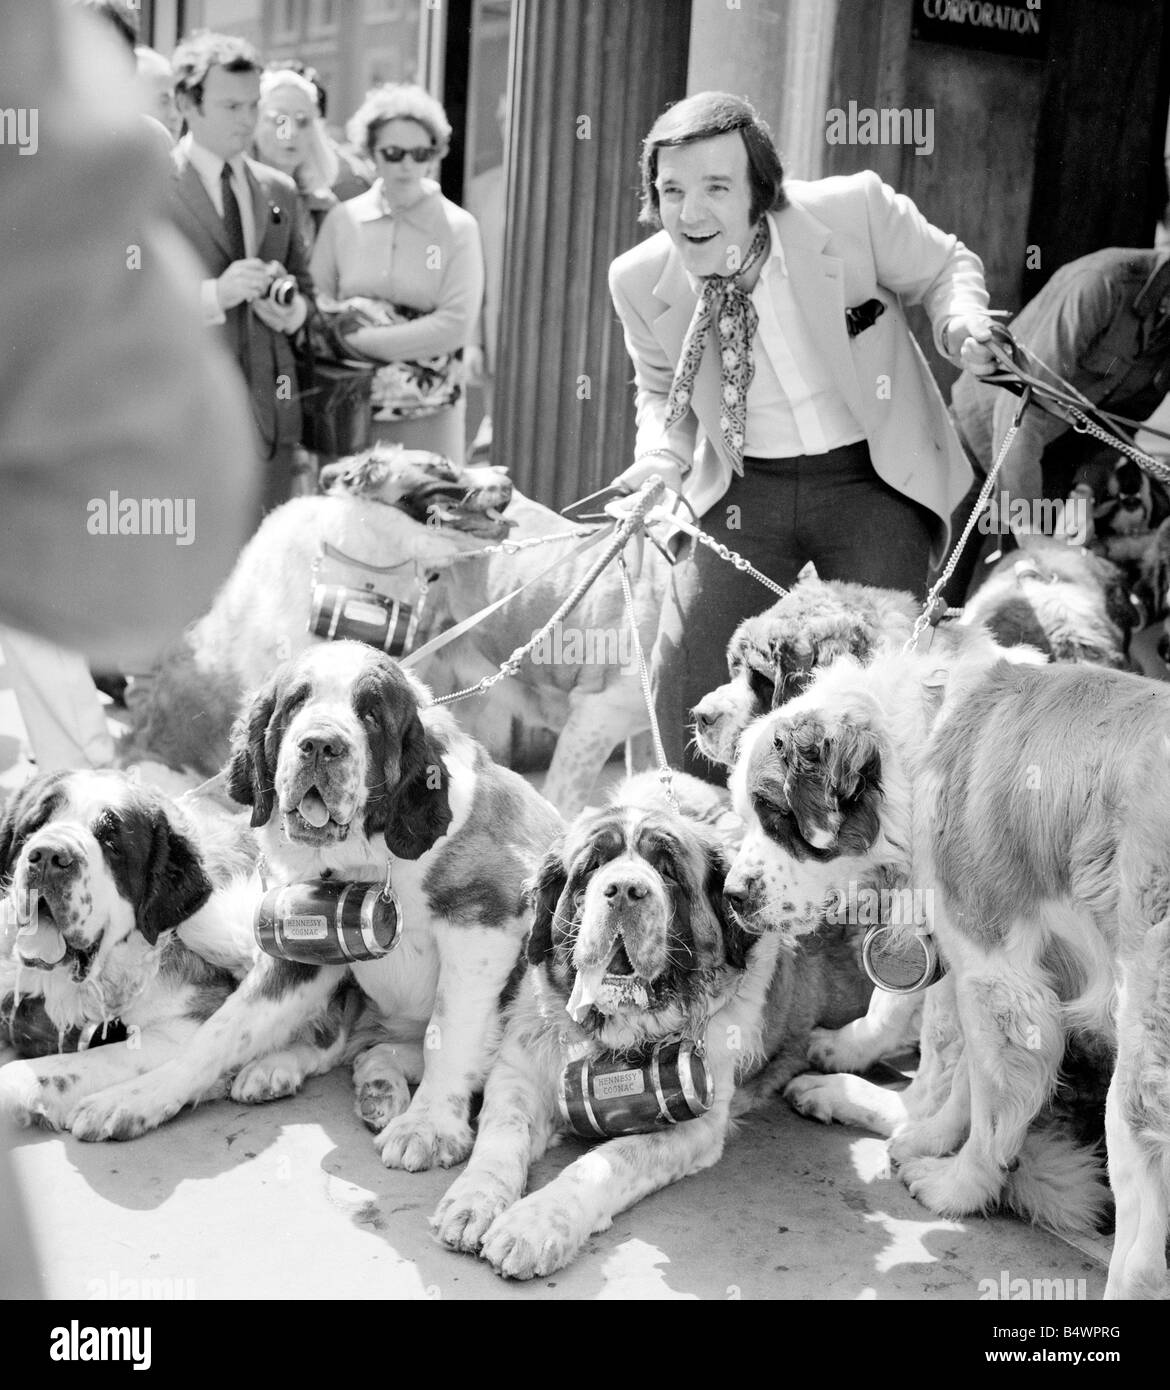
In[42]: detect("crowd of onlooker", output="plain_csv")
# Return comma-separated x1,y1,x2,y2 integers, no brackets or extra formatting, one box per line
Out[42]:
0,0,502,783
112,7,493,517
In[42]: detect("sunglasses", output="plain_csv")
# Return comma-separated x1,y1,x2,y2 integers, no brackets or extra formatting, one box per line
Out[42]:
376,144,436,164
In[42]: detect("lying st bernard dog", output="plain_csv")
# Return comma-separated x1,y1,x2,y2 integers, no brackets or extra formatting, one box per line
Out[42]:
723,624,1169,1295
0,771,263,1127
121,446,514,780
68,642,562,1172
127,445,668,818
691,577,919,770
310,451,670,816
432,773,873,1279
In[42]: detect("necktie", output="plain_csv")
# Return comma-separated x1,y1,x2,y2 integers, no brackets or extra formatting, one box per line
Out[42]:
665,221,769,473
220,161,246,262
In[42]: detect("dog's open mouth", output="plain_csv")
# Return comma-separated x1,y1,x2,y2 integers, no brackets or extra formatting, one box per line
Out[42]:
14,897,96,978
284,788,350,844
567,937,654,1021
398,482,515,540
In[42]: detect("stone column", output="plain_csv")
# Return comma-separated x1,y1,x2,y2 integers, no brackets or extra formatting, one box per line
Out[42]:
493,0,692,510
686,0,839,179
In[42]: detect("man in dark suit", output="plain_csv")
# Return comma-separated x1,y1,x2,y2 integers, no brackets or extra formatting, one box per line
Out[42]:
171,32,312,518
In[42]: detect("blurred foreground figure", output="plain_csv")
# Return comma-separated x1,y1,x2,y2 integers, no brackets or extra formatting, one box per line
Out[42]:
0,0,259,1299
0,0,258,669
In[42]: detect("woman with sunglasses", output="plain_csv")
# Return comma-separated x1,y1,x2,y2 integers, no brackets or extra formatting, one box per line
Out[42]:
254,68,340,245
310,83,484,465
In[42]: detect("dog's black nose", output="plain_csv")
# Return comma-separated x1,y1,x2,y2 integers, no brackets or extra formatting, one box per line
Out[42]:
299,734,347,760
722,885,750,918
26,843,74,876
604,879,649,904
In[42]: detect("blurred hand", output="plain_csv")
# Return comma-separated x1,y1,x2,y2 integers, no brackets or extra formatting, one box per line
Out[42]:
948,313,999,376
251,291,305,334
464,344,487,386
614,453,685,498
216,258,271,310
343,325,385,360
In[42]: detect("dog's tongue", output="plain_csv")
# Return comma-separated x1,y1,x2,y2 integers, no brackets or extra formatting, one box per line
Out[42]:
566,964,650,1021
566,967,605,1023
298,790,331,828
16,907,68,968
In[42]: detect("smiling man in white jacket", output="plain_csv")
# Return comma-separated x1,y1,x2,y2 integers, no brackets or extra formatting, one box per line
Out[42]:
608,91,997,779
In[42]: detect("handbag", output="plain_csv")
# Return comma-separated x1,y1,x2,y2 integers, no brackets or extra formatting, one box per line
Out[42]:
311,295,462,425
296,303,377,460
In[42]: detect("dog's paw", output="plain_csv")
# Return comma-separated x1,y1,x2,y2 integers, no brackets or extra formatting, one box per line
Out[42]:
431,1171,515,1253
375,1106,473,1172
68,1078,180,1142
354,1072,411,1133
0,1061,69,1130
479,1191,589,1280
230,1052,307,1104
899,1153,997,1217
807,1026,872,1074
785,1072,848,1125
888,1113,963,1165
786,1071,906,1136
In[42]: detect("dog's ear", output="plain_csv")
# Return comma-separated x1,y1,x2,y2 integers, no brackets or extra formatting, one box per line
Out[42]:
524,844,568,966
827,722,884,857
0,794,25,877
0,774,65,876
377,710,453,860
227,679,279,828
812,618,872,670
824,721,882,803
137,811,213,944
703,842,753,970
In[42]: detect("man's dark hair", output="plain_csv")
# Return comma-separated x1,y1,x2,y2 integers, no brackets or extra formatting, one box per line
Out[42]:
172,31,262,110
638,91,786,228
266,59,328,118
76,0,140,52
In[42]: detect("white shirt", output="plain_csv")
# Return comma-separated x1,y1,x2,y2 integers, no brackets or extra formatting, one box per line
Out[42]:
181,135,256,326
743,212,865,458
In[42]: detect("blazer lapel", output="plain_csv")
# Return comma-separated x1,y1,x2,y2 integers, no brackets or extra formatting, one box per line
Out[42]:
245,160,271,259
773,202,866,423
173,153,234,260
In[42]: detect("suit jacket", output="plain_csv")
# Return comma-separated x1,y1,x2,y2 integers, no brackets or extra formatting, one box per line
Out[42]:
168,147,312,456
608,170,988,563
951,248,1170,488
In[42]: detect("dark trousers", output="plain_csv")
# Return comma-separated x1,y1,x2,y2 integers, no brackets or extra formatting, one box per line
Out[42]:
652,441,934,781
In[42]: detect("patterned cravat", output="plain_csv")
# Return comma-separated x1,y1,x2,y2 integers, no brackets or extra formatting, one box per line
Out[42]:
665,220,769,473
220,160,246,262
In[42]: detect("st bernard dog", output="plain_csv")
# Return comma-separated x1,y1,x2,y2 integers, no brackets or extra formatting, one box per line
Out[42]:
691,577,919,770
122,445,515,779
432,773,873,1280
69,642,562,1172
960,538,1137,670
0,771,262,1128
722,624,1170,1296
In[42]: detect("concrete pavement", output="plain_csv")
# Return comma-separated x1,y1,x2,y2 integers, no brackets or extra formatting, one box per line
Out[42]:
2,1054,1106,1301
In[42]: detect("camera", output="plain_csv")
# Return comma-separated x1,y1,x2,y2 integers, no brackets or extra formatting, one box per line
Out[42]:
264,262,298,308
